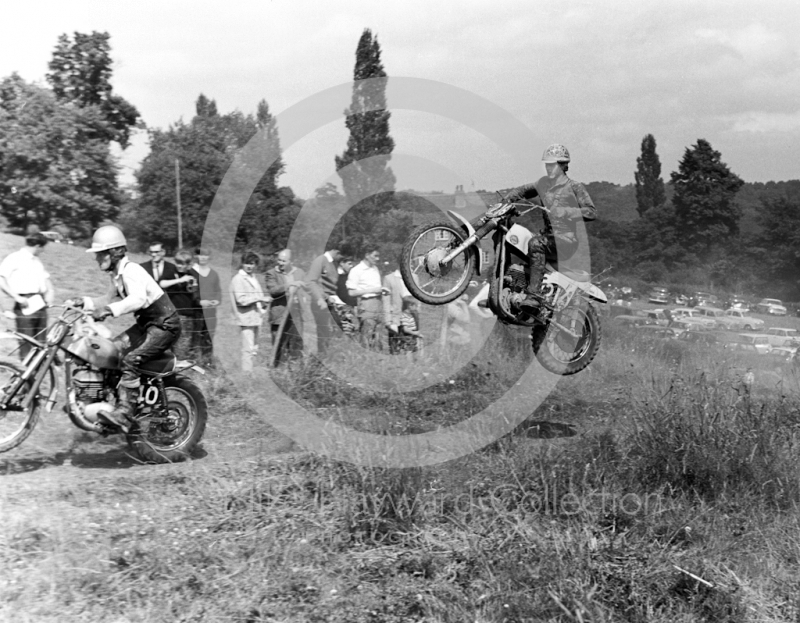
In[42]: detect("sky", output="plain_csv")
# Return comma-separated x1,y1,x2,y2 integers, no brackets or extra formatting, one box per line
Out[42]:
2,0,799,200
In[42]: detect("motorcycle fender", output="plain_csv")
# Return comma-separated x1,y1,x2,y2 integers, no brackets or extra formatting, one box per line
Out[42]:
445,210,483,276
581,283,608,303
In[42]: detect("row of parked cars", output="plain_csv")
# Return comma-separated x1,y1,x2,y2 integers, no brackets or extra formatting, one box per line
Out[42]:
646,287,790,316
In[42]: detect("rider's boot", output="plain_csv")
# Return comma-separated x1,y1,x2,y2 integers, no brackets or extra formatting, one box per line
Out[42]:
519,251,546,313
100,385,138,433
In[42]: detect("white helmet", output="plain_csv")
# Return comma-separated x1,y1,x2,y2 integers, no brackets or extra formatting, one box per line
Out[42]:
542,143,571,163
86,225,127,253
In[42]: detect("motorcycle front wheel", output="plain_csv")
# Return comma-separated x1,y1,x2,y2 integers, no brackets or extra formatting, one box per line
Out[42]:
400,220,475,305
0,360,40,453
532,302,601,376
127,375,208,463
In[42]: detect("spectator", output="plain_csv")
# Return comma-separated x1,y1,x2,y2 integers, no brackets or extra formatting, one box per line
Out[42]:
346,244,386,350
230,251,271,372
398,295,423,354
0,232,55,359
334,255,358,336
170,249,202,360
265,249,306,364
382,261,411,354
140,242,179,294
193,247,222,367
306,245,343,356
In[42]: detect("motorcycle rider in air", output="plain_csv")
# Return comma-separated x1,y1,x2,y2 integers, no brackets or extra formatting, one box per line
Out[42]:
77,226,181,432
502,144,596,312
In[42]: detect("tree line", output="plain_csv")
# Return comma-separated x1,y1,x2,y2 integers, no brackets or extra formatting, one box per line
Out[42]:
2,30,799,299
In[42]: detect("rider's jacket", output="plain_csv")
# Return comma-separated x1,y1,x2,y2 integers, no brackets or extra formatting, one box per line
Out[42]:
504,176,596,242
85,256,178,328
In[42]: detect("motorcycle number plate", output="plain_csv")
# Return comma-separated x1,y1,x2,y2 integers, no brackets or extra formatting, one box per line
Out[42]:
141,384,160,405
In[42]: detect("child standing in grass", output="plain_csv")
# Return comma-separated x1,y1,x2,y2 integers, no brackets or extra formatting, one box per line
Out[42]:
399,296,423,353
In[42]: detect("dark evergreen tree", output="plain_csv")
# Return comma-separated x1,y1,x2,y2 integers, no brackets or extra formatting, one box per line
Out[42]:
335,28,396,240
670,139,744,254
634,134,666,217
46,31,141,148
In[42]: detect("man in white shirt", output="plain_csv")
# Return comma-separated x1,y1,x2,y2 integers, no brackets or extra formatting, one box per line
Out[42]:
80,226,181,432
0,232,55,359
346,244,387,349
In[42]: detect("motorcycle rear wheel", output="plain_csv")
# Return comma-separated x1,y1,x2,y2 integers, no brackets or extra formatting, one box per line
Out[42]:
127,375,207,463
532,302,601,376
400,220,475,305
0,360,40,453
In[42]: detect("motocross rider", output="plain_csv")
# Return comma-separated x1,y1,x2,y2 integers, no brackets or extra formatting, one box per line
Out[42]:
76,226,181,432
502,144,596,312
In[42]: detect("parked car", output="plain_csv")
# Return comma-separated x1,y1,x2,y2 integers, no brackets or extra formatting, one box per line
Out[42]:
728,297,750,313
755,298,787,316
647,287,670,305
768,346,797,363
689,291,718,307
764,327,800,347
674,294,689,306
733,333,773,355
723,309,765,331
670,307,718,329
694,306,740,330
613,314,652,327
40,230,73,244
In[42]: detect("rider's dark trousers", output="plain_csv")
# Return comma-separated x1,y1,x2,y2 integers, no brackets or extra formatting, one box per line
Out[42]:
113,315,181,389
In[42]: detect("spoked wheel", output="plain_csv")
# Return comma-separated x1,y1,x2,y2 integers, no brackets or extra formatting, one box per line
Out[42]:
400,220,475,305
127,376,207,463
0,360,41,453
532,302,601,376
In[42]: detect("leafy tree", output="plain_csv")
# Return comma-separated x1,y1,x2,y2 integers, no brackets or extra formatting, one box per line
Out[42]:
335,28,396,238
634,134,666,217
0,74,119,235
670,139,744,254
752,196,800,287
130,95,296,253
46,31,141,148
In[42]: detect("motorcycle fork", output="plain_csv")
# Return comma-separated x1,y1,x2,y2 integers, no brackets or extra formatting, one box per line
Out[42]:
0,346,51,409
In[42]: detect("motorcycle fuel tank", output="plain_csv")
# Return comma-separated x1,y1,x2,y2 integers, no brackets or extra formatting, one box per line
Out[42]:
505,223,533,255
65,334,122,370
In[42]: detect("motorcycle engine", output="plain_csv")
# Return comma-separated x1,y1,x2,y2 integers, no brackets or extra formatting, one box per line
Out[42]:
65,368,116,430
503,264,528,292
73,369,106,403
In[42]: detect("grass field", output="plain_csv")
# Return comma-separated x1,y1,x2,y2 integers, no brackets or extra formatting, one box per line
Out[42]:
2,232,800,622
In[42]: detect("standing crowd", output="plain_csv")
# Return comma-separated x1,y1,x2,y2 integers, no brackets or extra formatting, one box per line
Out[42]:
0,233,491,379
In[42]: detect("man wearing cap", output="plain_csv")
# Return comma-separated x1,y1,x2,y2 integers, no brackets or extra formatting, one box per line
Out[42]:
264,249,306,364
0,232,56,359
79,225,181,432
502,143,596,312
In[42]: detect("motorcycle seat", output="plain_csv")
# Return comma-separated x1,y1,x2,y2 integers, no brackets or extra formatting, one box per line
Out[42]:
137,351,176,376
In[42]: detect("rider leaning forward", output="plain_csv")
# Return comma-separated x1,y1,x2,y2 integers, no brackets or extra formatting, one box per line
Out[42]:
502,143,596,312
73,226,181,432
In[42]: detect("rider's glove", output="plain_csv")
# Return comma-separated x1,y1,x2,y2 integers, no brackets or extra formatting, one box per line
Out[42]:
92,306,113,321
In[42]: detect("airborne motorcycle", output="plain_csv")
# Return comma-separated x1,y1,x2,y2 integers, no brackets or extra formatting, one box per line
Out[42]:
0,304,207,463
400,201,607,375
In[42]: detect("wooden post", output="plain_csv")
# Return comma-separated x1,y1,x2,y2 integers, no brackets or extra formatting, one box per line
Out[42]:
175,158,183,249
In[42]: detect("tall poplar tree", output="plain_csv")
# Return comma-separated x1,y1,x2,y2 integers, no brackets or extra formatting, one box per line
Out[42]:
335,28,395,244
634,134,665,217
670,138,743,254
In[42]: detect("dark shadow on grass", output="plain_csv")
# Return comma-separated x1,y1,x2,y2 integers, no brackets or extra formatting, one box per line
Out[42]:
0,444,208,475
